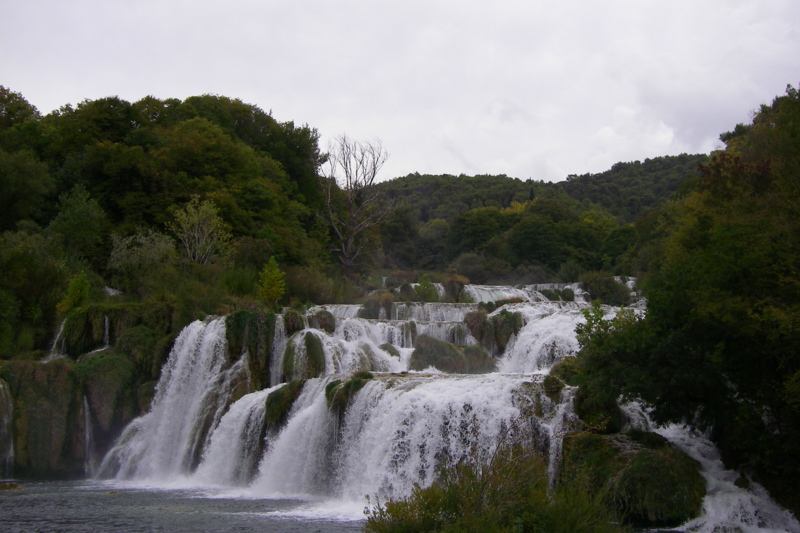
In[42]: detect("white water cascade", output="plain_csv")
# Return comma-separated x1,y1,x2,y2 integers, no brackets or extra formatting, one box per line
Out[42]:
0,378,13,478
97,317,248,480
95,284,800,531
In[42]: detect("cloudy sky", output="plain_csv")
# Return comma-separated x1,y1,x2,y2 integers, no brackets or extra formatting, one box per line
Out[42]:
2,0,799,182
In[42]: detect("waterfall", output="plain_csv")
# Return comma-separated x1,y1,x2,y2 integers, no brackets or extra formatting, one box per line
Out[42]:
43,317,68,362
0,379,13,478
97,317,246,480
269,315,287,387
82,396,96,477
92,287,800,532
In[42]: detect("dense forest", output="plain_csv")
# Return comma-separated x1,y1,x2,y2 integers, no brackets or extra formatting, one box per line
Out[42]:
1,82,799,522
0,85,704,358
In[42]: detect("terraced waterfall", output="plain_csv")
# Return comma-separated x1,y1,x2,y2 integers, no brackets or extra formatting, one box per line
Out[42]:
94,284,799,532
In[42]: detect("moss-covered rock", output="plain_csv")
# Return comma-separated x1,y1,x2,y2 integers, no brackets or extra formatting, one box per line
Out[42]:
226,310,276,391
326,371,373,418
75,353,139,458
379,343,400,358
359,298,381,319
137,380,157,414
574,387,625,434
283,308,305,337
314,310,336,334
0,359,84,478
282,331,327,381
264,379,305,432
410,335,495,374
114,325,160,380
561,431,706,528
493,309,523,350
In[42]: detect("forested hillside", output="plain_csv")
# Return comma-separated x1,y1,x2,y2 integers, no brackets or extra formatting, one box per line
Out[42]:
573,84,800,513
0,84,701,360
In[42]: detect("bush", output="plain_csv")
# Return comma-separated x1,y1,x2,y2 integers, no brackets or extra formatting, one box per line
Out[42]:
365,428,624,533
580,272,630,306
561,432,705,528
314,309,335,334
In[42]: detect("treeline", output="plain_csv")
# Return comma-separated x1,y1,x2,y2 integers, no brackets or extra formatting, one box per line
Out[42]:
376,154,704,279
0,84,702,359
0,87,336,357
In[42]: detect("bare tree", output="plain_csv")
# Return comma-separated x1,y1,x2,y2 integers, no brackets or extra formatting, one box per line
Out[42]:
321,134,394,276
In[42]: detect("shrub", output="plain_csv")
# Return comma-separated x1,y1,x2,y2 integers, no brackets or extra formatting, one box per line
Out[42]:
365,425,624,533
580,272,630,306
415,274,439,302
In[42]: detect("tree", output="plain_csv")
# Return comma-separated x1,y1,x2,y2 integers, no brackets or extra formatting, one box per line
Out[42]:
168,196,232,264
257,256,285,307
321,134,393,276
46,185,108,261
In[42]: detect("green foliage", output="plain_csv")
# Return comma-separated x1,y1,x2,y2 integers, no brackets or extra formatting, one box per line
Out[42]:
410,335,495,374
365,427,625,533
326,372,373,418
56,273,90,315
257,257,286,306
0,148,53,230
415,274,439,302
168,195,232,265
107,230,176,295
47,185,108,263
561,432,705,528
580,272,630,306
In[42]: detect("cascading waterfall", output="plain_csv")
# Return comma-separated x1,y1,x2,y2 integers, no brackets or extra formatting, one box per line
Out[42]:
0,379,13,478
83,396,96,477
97,317,247,480
94,283,800,532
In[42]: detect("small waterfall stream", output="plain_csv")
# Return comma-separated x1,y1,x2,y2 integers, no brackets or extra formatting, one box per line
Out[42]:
0,379,13,478
93,284,800,531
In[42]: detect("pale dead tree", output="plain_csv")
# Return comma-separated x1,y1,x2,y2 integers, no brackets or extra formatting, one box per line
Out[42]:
321,134,394,276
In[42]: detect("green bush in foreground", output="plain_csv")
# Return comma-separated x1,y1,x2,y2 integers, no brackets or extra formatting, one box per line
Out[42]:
364,439,625,533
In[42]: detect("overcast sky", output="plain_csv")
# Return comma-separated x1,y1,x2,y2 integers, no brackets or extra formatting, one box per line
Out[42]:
2,0,799,182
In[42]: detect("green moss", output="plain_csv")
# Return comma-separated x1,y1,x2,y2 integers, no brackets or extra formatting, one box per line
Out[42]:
326,373,374,418
284,308,304,336
76,354,138,436
264,379,305,431
304,331,325,378
282,331,326,381
314,309,335,334
543,375,565,400
114,325,158,379
2,359,83,478
137,381,157,414
493,309,523,350
561,432,706,528
379,343,400,358
410,335,495,374
226,310,276,390
359,298,381,319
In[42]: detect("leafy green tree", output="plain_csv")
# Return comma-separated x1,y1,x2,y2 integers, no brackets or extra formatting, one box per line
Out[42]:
257,256,286,307
0,149,54,230
168,196,232,265
46,185,108,261
107,229,176,294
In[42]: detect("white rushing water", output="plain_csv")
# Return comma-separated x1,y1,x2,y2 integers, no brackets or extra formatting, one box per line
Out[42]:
98,317,247,480
94,283,800,531
0,378,13,478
